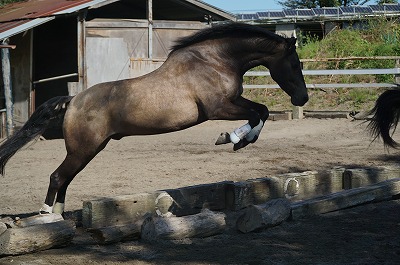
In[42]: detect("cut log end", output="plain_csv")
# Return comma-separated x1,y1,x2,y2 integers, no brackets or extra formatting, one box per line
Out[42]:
236,199,291,233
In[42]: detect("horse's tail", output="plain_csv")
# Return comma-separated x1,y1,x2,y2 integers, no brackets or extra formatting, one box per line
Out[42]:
0,96,74,175
368,86,400,148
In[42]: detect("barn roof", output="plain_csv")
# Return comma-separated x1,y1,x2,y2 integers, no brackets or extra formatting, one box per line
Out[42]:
0,0,234,41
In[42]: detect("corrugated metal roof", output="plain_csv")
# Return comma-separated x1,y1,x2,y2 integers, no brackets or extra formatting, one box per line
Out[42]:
0,0,107,40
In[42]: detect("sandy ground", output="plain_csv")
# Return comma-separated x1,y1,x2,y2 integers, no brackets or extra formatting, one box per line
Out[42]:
1,118,400,264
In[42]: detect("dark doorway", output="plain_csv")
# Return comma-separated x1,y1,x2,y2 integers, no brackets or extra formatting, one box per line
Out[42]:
32,16,78,138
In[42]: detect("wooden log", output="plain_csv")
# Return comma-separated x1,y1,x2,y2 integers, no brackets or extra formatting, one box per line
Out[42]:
236,199,291,233
141,209,226,241
291,178,400,220
343,166,400,189
226,178,281,211
304,111,350,119
83,181,232,228
268,112,292,121
162,181,231,216
88,222,141,244
82,193,160,228
0,220,76,256
226,171,338,211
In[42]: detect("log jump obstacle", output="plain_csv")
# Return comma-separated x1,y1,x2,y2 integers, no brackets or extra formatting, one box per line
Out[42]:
2,165,400,255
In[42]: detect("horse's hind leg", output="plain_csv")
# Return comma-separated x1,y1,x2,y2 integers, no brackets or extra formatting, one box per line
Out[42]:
41,138,111,214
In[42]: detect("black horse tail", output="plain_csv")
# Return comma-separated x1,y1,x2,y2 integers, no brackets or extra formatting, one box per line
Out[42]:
368,86,400,148
0,96,74,175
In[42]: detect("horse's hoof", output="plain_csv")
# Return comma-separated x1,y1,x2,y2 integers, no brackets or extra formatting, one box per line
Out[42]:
215,132,231,145
233,139,250,151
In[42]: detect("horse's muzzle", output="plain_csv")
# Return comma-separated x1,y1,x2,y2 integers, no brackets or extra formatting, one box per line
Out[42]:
291,94,309,106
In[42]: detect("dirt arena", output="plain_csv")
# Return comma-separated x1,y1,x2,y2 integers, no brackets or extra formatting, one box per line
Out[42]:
1,118,400,264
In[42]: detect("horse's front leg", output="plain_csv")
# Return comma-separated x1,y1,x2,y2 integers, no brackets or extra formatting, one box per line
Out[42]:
213,97,269,150
235,97,269,148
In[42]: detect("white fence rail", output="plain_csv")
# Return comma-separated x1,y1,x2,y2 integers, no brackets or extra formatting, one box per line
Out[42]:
244,56,400,89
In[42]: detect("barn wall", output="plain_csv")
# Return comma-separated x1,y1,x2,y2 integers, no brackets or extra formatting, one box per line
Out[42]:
85,20,208,88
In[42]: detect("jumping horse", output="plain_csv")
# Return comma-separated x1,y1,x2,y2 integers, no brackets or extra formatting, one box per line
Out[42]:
0,23,308,215
368,84,400,148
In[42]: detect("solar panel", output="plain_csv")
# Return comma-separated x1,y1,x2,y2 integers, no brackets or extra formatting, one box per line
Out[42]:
297,9,315,16
370,5,385,12
312,8,341,16
312,8,324,15
384,4,400,12
354,6,372,13
283,9,297,16
256,12,269,18
236,4,399,21
269,11,285,17
241,13,259,20
341,6,356,13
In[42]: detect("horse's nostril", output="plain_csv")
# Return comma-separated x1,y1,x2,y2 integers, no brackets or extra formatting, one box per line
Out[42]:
291,94,309,106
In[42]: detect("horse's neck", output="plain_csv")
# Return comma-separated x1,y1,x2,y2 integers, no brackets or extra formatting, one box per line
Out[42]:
220,39,285,74
164,39,283,75
237,45,285,73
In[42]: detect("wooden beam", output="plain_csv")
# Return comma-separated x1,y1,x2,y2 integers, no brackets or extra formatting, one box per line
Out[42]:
343,166,400,189
141,209,226,241
1,41,14,137
291,178,400,220
82,181,231,228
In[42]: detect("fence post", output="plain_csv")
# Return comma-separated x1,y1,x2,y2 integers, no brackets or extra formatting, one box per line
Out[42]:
293,61,305,119
396,59,400,84
1,40,14,137
292,106,303,119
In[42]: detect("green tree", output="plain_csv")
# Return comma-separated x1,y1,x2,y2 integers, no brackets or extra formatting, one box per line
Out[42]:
276,0,369,8
0,0,25,7
377,0,398,4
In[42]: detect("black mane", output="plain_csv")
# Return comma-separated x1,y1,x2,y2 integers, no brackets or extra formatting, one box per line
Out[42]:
170,22,286,52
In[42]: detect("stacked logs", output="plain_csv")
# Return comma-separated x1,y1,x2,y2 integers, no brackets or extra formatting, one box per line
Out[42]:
0,214,76,256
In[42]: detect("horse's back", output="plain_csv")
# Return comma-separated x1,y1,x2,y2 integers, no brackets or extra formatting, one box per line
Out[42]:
64,75,204,139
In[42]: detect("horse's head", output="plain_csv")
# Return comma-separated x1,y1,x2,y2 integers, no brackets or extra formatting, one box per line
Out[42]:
267,37,308,106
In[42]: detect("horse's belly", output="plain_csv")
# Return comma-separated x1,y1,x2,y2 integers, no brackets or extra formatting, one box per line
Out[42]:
115,106,203,136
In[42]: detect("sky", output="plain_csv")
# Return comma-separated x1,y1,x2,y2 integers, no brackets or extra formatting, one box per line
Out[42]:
201,0,376,13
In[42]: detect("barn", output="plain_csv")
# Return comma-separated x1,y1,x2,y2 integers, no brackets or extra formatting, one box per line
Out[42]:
0,0,234,137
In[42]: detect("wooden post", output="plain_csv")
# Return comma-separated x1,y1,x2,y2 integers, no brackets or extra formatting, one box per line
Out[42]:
1,40,15,137
77,11,87,92
147,0,153,59
396,59,400,84
293,58,304,119
292,106,303,119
